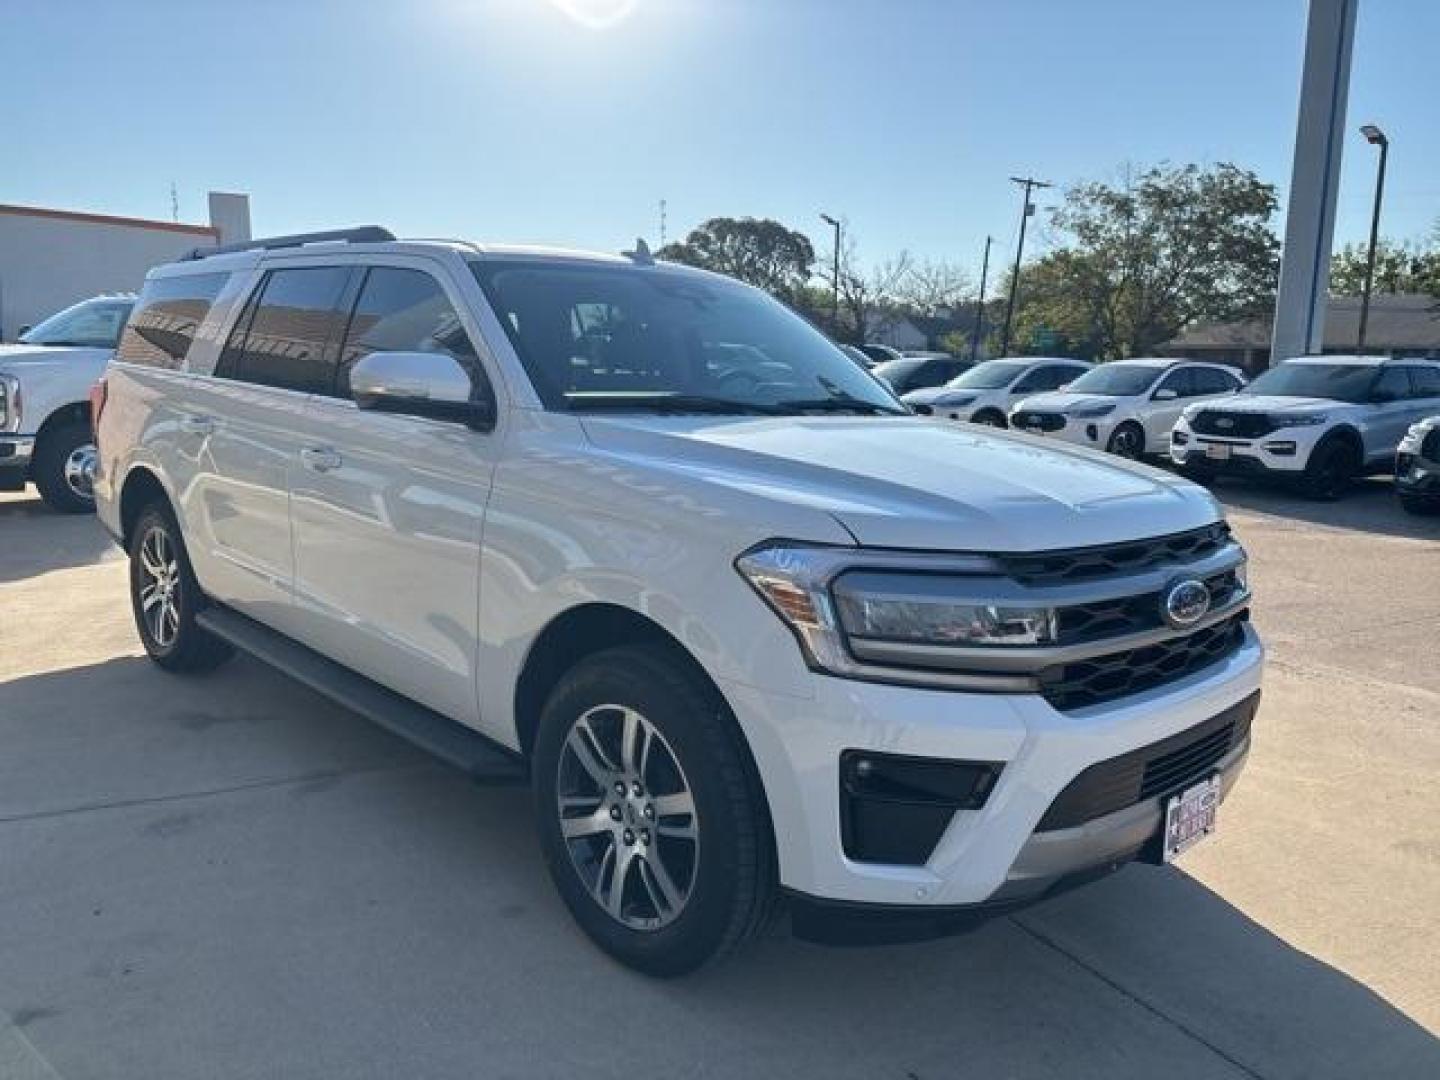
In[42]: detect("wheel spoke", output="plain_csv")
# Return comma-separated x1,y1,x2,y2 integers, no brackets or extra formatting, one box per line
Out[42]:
656,817,697,842
562,807,614,840
652,791,695,820
603,843,635,917
639,855,682,916
140,585,163,611
567,720,619,786
620,708,643,773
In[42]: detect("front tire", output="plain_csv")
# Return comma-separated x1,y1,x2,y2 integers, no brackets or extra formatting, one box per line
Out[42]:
128,504,233,672
33,420,97,513
972,409,1008,428
1106,421,1146,460
1299,438,1358,500
533,644,775,976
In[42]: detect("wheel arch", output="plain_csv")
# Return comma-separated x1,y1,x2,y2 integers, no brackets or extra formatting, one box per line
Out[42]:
32,401,90,448
1316,423,1364,458
118,465,175,548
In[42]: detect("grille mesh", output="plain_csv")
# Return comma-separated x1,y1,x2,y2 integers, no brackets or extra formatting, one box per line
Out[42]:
998,523,1232,586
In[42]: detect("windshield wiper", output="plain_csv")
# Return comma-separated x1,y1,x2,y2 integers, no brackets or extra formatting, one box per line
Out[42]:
565,394,784,416
778,396,907,415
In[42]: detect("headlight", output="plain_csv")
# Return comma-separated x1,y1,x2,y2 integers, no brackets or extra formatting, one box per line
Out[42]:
1270,414,1328,428
735,543,1055,678
1066,402,1116,419
936,394,977,409
0,375,20,432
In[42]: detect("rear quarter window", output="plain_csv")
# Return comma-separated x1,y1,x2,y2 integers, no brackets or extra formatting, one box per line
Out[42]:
115,273,230,370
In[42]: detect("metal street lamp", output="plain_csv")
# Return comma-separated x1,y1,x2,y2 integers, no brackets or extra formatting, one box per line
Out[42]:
1357,124,1389,352
820,213,841,331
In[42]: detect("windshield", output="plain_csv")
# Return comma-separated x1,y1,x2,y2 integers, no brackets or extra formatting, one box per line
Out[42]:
472,261,905,415
1242,362,1377,403
19,298,133,348
1065,363,1165,397
871,358,925,382
946,360,1030,390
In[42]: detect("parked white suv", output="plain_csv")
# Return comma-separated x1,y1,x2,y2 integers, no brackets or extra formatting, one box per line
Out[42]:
1171,356,1440,499
900,357,1091,426
1011,358,1246,459
0,294,134,511
94,229,1263,974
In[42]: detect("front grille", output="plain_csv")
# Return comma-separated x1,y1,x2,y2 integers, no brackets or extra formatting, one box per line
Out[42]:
1190,410,1275,439
998,523,1232,586
1036,691,1259,831
1054,568,1241,645
1012,410,1066,432
1038,612,1249,712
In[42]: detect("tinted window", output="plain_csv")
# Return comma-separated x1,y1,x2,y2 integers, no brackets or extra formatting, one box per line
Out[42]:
473,260,902,414
1243,362,1377,403
1156,367,1196,398
218,267,353,393
115,275,226,369
1067,363,1166,396
1017,364,1081,393
1410,365,1440,397
25,298,136,350
1371,367,1411,402
1191,367,1238,395
338,267,486,399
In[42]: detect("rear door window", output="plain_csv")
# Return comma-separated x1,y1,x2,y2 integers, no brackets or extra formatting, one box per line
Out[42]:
1409,365,1440,399
214,267,355,394
336,267,489,400
1191,367,1237,395
116,274,229,369
1156,367,1196,398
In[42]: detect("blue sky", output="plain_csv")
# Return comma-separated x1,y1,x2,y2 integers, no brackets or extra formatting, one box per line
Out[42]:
4,0,1437,280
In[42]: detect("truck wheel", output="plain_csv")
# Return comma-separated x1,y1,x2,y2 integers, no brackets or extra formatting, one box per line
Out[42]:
1299,438,1357,501
32,420,97,513
1106,421,1146,460
128,503,233,672
972,409,1008,428
532,644,775,976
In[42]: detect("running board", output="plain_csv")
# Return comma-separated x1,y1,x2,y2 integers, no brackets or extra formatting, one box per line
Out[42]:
196,606,527,786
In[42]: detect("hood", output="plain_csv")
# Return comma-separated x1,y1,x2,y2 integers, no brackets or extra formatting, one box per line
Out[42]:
1015,391,1119,413
579,415,1220,552
1194,394,1339,415
0,343,110,371
901,386,975,407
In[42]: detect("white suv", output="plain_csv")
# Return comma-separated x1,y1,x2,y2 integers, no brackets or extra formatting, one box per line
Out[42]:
94,229,1263,974
0,294,134,511
1171,356,1440,499
900,357,1092,425
1011,358,1246,459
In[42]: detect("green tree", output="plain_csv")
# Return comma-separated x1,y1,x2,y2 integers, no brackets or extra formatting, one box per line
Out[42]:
1330,239,1440,297
1009,163,1280,359
657,217,815,300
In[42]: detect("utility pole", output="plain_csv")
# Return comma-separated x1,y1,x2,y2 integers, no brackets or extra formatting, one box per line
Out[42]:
1357,124,1389,352
969,235,992,363
820,213,842,332
170,182,179,223
1000,175,1051,356
658,199,667,248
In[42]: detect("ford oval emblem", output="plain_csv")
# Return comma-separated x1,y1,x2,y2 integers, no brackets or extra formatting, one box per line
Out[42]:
1162,578,1211,629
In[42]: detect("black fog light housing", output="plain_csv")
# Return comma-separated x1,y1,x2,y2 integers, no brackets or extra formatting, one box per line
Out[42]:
1172,430,1190,446
840,751,1003,865
1396,452,1415,473
1086,424,1098,441
1264,441,1297,456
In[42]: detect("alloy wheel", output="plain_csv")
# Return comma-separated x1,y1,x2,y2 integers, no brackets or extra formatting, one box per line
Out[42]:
63,442,97,501
556,704,699,930
137,525,182,648
1110,426,1143,459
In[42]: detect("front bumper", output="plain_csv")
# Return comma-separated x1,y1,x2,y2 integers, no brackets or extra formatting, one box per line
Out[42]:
0,435,35,490
1169,425,1318,475
719,622,1264,913
1014,413,1121,450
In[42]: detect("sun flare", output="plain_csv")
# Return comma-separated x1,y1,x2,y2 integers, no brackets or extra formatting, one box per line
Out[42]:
544,0,642,30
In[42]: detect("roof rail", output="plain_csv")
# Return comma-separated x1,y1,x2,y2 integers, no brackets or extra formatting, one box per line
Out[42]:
184,226,396,261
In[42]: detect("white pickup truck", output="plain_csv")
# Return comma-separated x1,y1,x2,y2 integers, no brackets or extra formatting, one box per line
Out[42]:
0,295,134,511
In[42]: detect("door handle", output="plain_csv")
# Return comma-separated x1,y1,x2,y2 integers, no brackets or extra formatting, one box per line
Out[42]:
180,413,214,436
300,446,343,473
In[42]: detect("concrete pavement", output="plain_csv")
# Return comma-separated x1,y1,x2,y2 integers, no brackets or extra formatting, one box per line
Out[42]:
0,482,1436,1079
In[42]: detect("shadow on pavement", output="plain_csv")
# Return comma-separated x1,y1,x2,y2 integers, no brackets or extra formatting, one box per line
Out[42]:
1213,476,1440,540
0,492,119,583
1,656,1436,1079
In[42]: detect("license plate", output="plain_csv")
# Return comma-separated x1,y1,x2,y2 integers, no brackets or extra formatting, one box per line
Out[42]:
1204,443,1232,461
1162,775,1220,862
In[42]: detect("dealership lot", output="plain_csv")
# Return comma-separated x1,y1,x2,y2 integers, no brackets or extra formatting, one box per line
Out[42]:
1,481,1436,1079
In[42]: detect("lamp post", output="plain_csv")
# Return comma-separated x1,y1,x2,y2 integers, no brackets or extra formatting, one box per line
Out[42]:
1357,124,1389,353
820,213,841,332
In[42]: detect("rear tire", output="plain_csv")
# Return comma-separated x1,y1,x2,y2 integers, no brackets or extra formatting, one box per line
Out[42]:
532,644,775,976
1398,491,1438,516
1299,438,1358,501
972,409,1008,428
128,503,233,672
32,420,96,514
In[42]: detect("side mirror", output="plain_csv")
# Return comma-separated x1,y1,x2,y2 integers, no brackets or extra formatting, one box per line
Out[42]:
1153,387,1179,401
350,351,494,429
16,325,32,339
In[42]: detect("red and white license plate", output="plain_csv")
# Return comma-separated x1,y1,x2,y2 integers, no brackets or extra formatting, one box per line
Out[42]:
1162,775,1220,862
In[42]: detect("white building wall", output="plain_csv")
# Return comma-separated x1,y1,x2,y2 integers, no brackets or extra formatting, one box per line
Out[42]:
0,192,251,341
